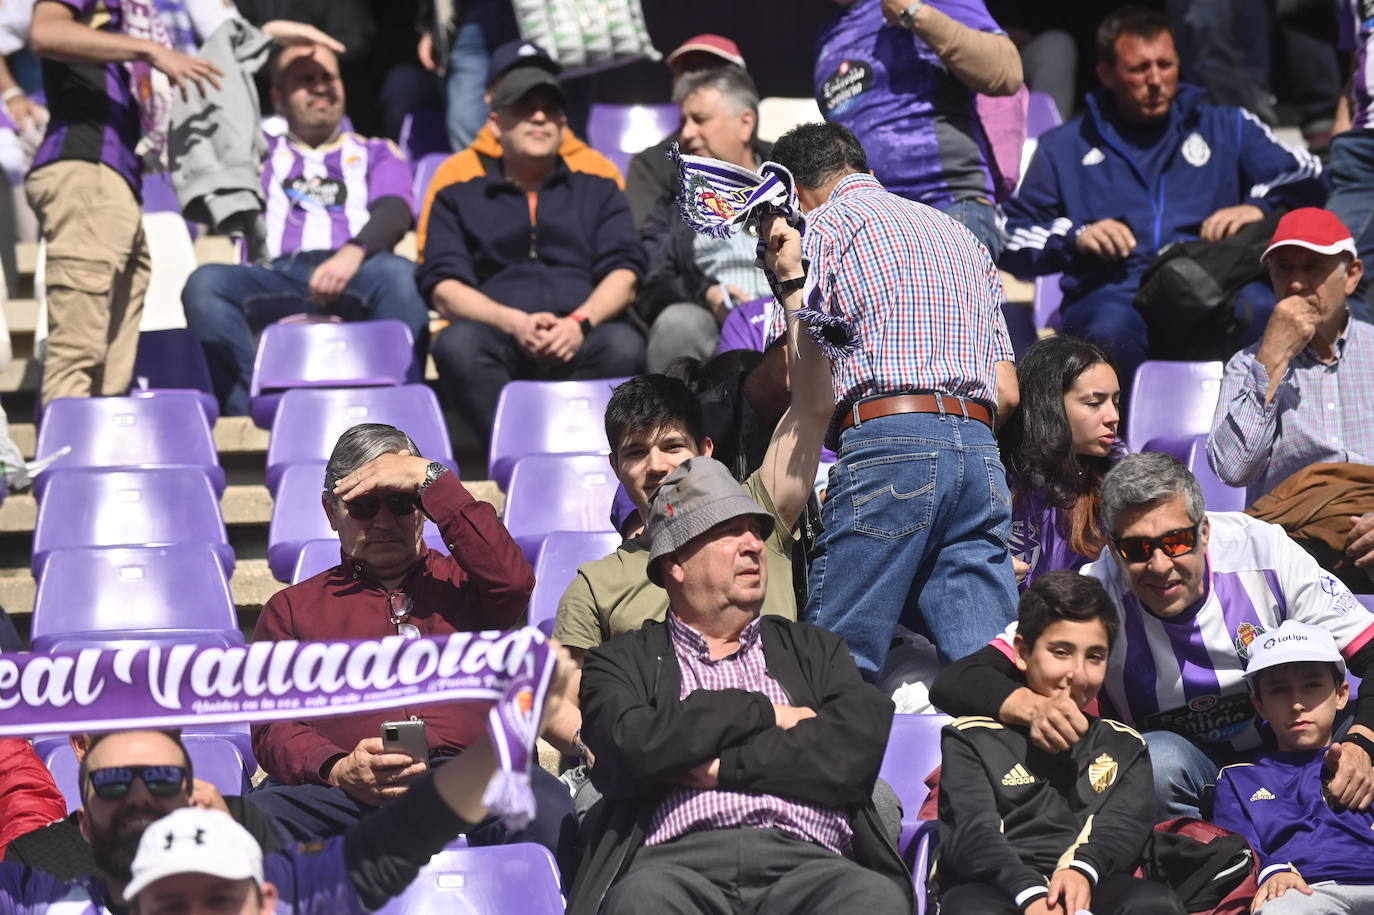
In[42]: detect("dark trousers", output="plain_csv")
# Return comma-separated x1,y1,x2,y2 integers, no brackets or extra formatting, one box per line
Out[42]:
599,827,909,915
430,317,644,445
246,764,577,883
941,874,1186,915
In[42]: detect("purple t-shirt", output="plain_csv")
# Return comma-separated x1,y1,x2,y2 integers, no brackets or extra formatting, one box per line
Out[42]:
1009,488,1096,591
31,0,143,197
1342,0,1374,129
814,0,1002,210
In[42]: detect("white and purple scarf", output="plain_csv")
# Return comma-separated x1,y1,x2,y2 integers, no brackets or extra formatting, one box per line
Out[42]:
121,0,176,170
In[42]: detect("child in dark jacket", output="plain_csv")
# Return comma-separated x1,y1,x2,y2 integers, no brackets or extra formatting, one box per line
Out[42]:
1212,620,1374,914
937,571,1185,914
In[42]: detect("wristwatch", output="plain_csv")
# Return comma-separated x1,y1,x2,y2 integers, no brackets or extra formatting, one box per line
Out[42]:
770,274,807,300
569,312,592,337
898,0,926,30
419,461,448,491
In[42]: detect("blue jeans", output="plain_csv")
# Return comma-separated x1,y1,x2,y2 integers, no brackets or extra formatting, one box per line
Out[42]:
804,407,1018,678
1326,129,1374,319
181,251,430,416
941,198,1003,262
444,0,520,151
1142,730,1235,820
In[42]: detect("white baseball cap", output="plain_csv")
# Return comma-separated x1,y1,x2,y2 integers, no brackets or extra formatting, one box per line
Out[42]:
1242,620,1346,685
125,807,264,901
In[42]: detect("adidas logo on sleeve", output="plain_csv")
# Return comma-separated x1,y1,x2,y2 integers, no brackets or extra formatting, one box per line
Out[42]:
1002,764,1036,787
1250,787,1276,802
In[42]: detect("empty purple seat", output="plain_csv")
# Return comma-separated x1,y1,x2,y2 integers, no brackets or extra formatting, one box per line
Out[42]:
1125,361,1224,453
528,530,622,630
586,103,680,173
132,328,220,424
33,468,234,580
249,319,416,429
488,378,629,489
373,842,563,915
1026,89,1063,139
1032,274,1063,331
503,454,619,559
410,152,450,219
399,109,451,162
265,385,455,496
45,735,249,814
32,543,239,651
269,462,446,582
33,396,223,499
878,713,949,879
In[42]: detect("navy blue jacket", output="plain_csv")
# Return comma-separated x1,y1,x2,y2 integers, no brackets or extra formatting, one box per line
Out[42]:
1001,85,1324,306
417,154,646,315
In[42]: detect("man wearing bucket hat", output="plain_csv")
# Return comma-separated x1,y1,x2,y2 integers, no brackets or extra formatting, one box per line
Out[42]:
1208,207,1374,585
571,456,909,915
1213,620,1374,914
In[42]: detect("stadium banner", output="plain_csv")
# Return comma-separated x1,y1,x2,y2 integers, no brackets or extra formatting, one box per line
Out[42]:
0,628,556,828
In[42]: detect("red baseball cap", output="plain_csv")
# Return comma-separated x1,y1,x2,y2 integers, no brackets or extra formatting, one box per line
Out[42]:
666,34,746,72
1261,207,1357,262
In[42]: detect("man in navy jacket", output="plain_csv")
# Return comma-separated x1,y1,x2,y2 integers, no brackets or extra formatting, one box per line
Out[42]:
417,59,646,443
1001,6,1323,385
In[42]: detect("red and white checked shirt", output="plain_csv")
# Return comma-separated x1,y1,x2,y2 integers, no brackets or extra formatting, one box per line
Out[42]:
767,172,1014,416
642,612,853,854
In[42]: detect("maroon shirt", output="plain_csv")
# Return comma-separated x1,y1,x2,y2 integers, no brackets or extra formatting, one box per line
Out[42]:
251,472,534,785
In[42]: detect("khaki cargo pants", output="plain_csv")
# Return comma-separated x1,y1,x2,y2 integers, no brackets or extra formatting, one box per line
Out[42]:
26,160,149,406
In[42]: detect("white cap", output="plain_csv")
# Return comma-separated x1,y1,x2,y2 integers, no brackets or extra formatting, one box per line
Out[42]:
1242,620,1346,685
125,807,264,901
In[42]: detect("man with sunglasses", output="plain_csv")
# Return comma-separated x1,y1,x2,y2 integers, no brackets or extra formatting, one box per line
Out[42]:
933,452,1374,819
247,424,573,865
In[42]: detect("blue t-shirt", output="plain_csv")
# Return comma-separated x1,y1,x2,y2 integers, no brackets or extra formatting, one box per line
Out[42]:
814,0,1003,210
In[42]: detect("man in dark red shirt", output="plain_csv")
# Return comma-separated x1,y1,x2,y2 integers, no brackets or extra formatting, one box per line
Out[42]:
247,423,572,867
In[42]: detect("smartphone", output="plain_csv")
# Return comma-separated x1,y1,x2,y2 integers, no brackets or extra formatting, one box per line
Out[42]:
380,719,429,767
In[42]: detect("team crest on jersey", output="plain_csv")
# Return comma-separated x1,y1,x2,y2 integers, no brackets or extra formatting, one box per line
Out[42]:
1234,622,1266,661
1181,133,1211,167
1321,574,1339,596
1088,753,1118,794
283,176,347,210
1081,147,1105,166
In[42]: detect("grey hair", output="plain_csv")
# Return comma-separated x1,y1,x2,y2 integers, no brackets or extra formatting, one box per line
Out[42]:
1100,452,1206,535
672,64,759,117
323,423,422,494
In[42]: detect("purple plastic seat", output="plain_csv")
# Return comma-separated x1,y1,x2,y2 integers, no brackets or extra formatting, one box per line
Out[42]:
33,396,223,499
528,530,622,630
878,713,949,885
265,385,455,496
132,328,220,425
1141,433,1248,513
410,152,450,219
32,543,239,651
1032,274,1063,331
1026,90,1063,139
32,468,234,580
488,378,629,489
373,842,563,915
249,319,416,429
1125,361,1224,453
269,463,446,582
586,102,680,173
399,109,451,162
45,736,249,814
503,454,619,560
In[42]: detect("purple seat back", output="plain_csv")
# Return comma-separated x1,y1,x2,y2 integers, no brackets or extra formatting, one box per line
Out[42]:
1185,434,1247,512
33,396,223,499
249,319,416,429
1032,274,1063,331
410,152,451,220
1026,89,1063,139
878,713,949,867
399,110,451,162
372,842,563,915
32,543,238,650
265,385,455,496
33,468,234,580
586,103,679,173
975,85,1027,201
269,463,446,582
133,328,220,424
528,531,623,630
488,378,628,489
1125,361,1224,453
45,736,248,814
503,453,619,546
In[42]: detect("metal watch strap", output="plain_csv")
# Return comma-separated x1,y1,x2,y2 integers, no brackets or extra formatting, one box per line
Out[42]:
420,461,448,491
899,0,925,29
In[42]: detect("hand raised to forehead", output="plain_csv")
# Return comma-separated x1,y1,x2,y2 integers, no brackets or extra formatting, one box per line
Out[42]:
333,450,431,501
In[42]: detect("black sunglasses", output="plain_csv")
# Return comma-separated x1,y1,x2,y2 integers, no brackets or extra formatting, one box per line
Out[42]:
1111,523,1203,563
85,765,189,800
342,493,422,521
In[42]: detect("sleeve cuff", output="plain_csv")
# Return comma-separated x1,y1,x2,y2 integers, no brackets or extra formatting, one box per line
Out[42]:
1259,862,1297,885
1015,883,1049,911
1244,355,1283,400
1068,859,1099,886
304,744,351,785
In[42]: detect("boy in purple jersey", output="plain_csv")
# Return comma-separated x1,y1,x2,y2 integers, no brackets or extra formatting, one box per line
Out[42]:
1213,620,1374,914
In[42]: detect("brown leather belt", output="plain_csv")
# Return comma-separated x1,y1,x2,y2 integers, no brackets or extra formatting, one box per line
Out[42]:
839,393,994,432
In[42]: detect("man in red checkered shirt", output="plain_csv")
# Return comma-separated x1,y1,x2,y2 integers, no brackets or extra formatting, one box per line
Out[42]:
571,456,911,915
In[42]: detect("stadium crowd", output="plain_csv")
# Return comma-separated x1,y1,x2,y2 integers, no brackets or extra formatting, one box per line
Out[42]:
1,0,1374,913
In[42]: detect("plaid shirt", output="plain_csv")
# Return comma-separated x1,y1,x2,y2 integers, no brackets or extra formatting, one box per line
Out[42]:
643,613,853,854
1207,317,1374,503
767,172,1014,421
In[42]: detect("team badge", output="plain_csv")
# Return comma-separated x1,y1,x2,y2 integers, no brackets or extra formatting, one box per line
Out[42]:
683,174,745,224
1088,753,1118,794
1181,133,1211,167
1234,622,1266,661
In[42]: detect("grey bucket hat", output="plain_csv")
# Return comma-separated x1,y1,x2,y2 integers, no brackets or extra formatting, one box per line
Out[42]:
646,456,774,586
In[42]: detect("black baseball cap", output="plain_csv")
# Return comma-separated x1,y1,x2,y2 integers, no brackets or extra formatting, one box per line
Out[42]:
487,40,560,87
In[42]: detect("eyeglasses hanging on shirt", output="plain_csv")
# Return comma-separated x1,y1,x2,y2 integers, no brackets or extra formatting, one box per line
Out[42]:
388,591,420,639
